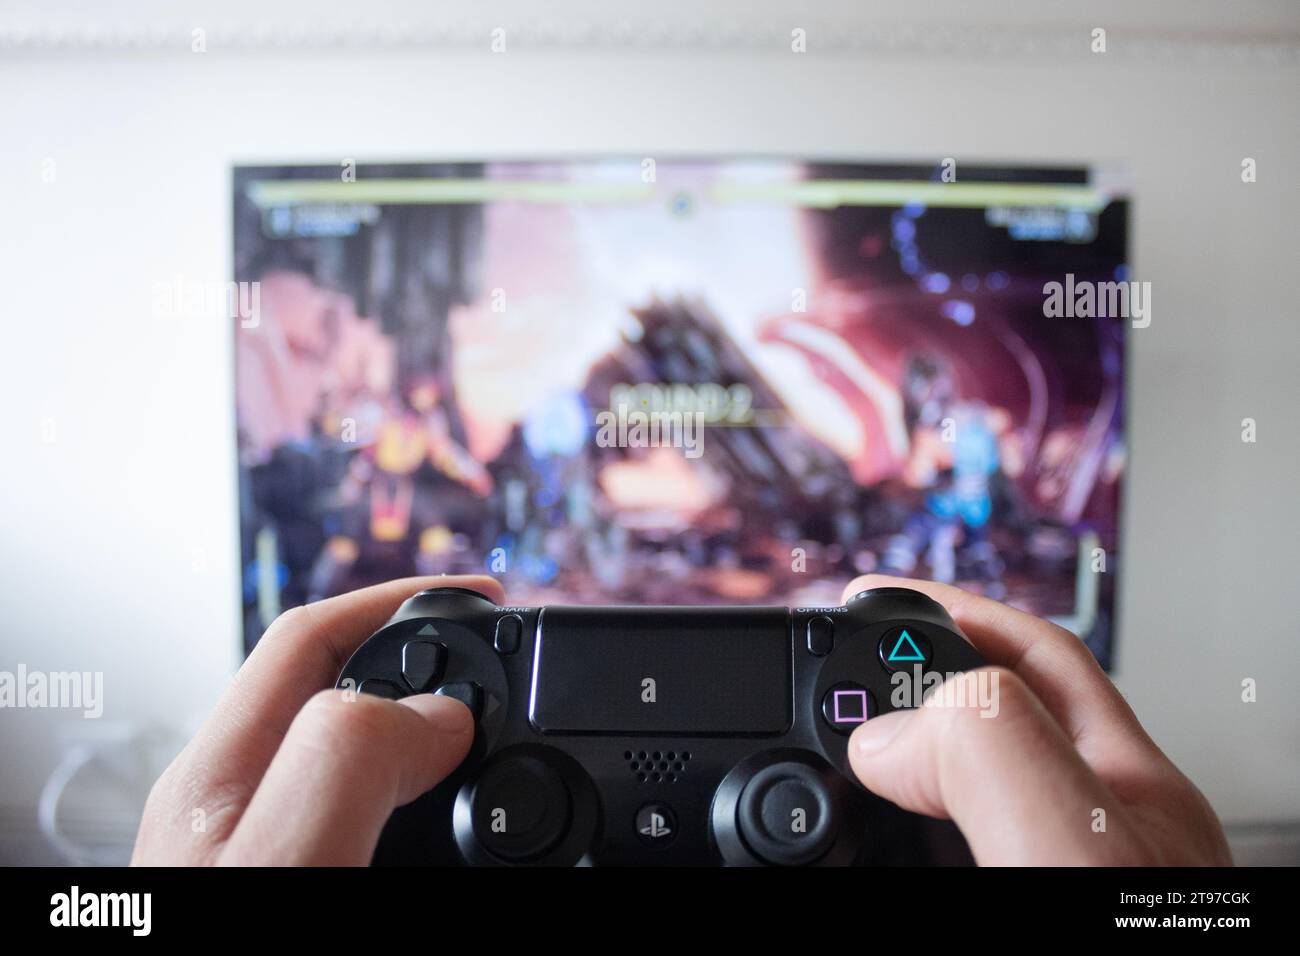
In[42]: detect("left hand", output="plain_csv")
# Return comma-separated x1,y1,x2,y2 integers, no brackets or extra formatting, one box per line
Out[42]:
131,575,503,865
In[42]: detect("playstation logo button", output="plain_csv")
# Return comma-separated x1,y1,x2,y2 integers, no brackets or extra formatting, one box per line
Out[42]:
635,803,677,846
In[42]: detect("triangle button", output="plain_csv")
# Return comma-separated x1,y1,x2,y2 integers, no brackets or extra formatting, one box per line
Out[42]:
879,626,933,672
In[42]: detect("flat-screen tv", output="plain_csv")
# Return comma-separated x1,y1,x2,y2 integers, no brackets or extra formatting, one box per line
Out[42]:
232,160,1127,667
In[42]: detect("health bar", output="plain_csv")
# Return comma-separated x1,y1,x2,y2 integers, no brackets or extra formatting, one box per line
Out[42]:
245,178,655,206
710,180,1111,210
245,177,1110,211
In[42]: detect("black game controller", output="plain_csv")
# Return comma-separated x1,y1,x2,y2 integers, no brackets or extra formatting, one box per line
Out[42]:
336,585,985,865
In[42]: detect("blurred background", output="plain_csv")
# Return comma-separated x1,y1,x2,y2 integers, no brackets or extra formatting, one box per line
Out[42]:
1,0,1297,865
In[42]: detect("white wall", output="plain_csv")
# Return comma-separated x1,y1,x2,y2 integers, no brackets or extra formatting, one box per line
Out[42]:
1,0,1298,853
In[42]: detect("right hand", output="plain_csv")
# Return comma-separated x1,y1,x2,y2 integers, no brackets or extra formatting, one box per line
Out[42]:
842,574,1232,866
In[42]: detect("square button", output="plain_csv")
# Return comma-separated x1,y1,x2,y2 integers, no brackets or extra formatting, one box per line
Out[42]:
822,683,875,734
834,689,868,723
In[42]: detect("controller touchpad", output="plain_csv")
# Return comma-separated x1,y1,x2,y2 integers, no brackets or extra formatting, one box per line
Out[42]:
529,607,792,735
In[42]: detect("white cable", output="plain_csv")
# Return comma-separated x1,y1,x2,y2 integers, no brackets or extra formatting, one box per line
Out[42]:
37,741,136,866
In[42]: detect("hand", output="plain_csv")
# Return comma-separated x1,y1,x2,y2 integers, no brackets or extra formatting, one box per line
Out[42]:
842,574,1232,865
131,575,504,866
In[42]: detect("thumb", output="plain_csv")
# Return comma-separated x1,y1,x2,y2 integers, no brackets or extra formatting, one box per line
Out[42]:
219,690,474,865
849,668,1122,865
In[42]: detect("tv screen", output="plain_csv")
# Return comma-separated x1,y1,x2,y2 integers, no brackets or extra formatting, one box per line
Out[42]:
232,160,1127,667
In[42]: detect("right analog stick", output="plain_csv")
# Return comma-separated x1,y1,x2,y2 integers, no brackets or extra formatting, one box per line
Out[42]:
736,761,838,866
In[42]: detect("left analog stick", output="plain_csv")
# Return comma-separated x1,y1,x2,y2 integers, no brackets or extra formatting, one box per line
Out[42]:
467,755,572,863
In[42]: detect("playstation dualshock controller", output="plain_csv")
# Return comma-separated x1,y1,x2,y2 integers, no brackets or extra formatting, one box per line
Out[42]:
336,585,985,865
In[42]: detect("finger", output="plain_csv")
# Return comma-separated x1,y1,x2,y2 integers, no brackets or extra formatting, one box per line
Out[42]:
841,573,1156,759
134,574,502,864
219,691,474,865
849,668,1146,865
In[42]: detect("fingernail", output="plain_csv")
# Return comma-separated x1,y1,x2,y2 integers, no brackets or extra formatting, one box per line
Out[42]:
398,693,474,733
852,709,913,755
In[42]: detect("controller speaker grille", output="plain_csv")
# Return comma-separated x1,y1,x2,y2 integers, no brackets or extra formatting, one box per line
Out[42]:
624,749,691,784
